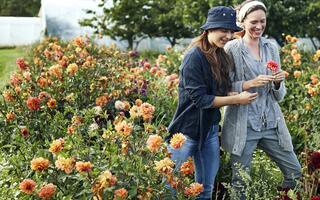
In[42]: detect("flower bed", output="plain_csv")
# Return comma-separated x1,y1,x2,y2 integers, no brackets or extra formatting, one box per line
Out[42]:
0,35,319,199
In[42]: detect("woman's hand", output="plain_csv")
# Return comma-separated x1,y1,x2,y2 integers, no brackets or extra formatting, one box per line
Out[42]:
212,91,258,108
237,91,258,105
272,71,286,84
247,75,275,88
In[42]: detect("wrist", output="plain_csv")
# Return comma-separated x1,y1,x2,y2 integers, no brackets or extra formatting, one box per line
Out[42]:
243,80,253,90
248,80,254,89
233,94,240,104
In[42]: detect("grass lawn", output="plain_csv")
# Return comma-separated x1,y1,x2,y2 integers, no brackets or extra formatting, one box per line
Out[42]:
0,47,28,88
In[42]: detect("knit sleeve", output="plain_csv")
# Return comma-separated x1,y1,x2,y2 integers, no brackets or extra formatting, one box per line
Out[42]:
225,41,245,93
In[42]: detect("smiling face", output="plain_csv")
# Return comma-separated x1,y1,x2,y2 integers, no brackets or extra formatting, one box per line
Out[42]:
243,9,266,39
207,29,234,48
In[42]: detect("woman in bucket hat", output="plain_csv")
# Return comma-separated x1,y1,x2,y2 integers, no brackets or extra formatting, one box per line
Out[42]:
221,0,301,199
165,6,258,199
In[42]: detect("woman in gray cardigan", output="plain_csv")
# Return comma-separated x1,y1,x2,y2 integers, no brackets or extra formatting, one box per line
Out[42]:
222,0,301,198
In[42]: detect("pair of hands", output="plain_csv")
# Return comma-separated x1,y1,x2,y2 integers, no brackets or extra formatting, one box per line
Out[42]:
250,71,286,88
227,71,286,105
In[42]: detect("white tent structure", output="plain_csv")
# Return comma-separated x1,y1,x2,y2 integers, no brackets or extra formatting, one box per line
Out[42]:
41,0,127,47
0,16,44,46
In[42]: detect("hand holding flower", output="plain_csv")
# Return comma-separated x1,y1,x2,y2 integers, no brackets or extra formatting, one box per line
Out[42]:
266,60,284,87
273,70,286,83
248,75,275,88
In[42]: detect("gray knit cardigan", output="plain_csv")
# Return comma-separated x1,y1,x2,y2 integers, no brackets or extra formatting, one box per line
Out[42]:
221,37,294,156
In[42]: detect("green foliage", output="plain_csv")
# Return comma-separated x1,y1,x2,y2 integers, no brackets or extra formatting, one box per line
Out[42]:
80,0,155,50
147,0,210,46
280,36,320,152
231,0,320,43
0,0,41,17
0,36,196,199
80,0,211,48
225,150,282,200
0,34,319,199
80,0,320,48
0,47,27,88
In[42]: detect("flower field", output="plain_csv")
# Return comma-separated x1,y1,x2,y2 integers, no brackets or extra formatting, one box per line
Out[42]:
0,36,319,199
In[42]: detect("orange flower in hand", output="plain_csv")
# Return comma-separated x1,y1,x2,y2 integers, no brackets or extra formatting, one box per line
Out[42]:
266,60,279,73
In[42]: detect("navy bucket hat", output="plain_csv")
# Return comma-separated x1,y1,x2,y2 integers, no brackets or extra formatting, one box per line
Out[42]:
200,6,242,32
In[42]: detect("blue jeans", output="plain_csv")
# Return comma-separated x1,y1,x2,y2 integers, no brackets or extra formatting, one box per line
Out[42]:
167,125,220,200
231,127,302,200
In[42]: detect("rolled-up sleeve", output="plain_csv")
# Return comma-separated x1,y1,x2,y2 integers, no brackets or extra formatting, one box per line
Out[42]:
271,81,286,101
231,79,244,93
181,52,215,109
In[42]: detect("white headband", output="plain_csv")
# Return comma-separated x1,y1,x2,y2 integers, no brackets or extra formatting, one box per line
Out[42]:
238,1,266,22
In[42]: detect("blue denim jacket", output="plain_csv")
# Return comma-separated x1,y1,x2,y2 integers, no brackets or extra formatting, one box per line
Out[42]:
166,47,223,149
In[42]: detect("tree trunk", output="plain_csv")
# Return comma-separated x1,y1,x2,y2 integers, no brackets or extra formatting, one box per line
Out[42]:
166,37,177,47
127,37,133,50
310,37,318,51
134,36,146,51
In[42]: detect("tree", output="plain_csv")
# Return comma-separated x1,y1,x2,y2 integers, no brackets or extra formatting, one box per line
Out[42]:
304,1,320,39
147,0,210,46
80,0,319,48
264,0,313,43
232,0,320,44
80,0,212,48
80,0,155,50
0,0,41,17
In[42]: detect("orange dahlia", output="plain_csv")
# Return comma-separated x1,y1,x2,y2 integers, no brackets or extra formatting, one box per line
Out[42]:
180,159,195,175
19,179,36,194
75,161,93,173
146,134,163,153
37,183,56,199
31,157,50,172
184,183,204,197
47,98,57,109
49,138,65,154
114,188,128,200
170,133,186,149
55,157,75,174
26,97,41,111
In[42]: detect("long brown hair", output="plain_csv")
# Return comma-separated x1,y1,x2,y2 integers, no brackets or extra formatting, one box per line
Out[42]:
187,31,232,95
